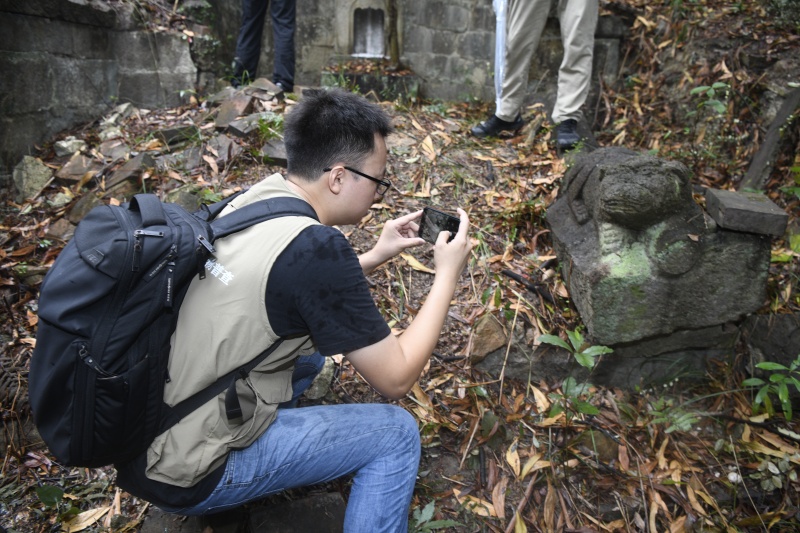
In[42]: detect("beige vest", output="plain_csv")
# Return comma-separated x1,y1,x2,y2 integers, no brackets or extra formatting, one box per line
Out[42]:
145,174,319,487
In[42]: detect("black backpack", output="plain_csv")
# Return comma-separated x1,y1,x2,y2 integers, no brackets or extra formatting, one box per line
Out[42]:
29,193,317,467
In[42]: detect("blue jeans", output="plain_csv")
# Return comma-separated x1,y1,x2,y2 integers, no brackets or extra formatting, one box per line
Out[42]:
173,354,421,533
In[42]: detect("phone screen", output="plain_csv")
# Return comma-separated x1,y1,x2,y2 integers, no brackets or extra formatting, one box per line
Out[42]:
419,207,460,244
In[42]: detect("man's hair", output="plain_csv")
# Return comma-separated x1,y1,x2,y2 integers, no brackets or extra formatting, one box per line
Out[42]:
284,88,393,181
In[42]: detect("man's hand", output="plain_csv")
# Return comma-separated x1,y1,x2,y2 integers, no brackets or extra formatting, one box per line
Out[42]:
432,208,472,282
359,210,425,274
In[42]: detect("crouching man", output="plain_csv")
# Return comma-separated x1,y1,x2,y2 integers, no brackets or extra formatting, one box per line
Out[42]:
115,88,473,532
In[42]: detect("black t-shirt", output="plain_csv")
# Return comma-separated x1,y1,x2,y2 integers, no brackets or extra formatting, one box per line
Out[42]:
116,225,390,509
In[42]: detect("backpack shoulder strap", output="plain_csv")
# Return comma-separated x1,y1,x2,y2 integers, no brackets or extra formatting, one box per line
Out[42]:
209,196,319,241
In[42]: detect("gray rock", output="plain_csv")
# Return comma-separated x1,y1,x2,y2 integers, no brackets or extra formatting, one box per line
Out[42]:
13,155,52,203
304,357,335,400
98,126,124,141
54,136,87,157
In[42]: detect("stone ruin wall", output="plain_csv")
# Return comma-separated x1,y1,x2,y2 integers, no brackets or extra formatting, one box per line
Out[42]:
0,0,625,189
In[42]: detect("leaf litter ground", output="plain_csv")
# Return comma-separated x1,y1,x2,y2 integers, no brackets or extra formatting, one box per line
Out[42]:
2,1,800,532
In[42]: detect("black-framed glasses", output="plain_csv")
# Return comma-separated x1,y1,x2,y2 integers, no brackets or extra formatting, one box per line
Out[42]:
324,166,391,196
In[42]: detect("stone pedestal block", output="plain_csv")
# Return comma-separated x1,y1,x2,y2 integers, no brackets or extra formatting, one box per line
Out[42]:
547,148,772,346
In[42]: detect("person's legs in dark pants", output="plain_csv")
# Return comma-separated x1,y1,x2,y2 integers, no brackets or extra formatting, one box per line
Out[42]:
233,0,269,87
270,0,296,91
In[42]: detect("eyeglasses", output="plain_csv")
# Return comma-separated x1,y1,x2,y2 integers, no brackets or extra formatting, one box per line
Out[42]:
324,166,391,196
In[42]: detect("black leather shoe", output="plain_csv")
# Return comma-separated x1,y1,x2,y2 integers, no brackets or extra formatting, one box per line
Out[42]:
471,114,524,138
556,119,581,149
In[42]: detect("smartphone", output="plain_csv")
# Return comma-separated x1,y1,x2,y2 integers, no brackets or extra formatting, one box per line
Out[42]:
419,207,460,244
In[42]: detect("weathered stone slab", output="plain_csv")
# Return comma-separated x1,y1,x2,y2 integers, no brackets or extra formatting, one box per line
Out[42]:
98,139,131,162
55,153,101,183
45,218,76,242
705,188,788,237
13,156,52,203
67,192,101,224
249,493,346,533
165,185,202,212
155,124,201,146
215,95,254,129
106,152,156,189
260,139,287,166
208,134,243,165
228,112,279,138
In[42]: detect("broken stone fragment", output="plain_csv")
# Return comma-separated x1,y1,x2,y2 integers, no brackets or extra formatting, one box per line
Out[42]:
99,126,124,141
215,95,255,129
67,192,102,224
55,152,103,183
259,139,287,167
468,313,508,365
45,218,76,242
705,188,789,237
13,156,52,203
98,139,131,162
54,136,88,157
205,86,238,105
208,134,243,165
155,124,201,146
106,152,157,189
228,112,280,138
165,185,202,212
48,191,73,209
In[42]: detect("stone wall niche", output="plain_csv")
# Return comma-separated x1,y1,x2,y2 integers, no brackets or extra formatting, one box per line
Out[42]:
334,0,400,58
545,147,788,387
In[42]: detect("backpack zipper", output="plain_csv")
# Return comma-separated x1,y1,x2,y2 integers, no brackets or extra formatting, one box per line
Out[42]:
132,229,165,272
79,344,114,378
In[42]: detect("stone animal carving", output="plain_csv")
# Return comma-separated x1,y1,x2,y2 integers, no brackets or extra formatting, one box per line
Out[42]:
560,147,708,276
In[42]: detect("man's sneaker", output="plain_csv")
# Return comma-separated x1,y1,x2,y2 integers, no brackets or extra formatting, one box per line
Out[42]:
471,114,524,138
556,119,581,149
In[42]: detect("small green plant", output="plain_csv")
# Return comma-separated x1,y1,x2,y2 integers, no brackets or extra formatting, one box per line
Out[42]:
199,188,223,204
409,500,461,532
257,114,284,144
538,329,613,419
750,456,799,492
35,485,80,524
742,354,800,421
647,395,700,433
538,328,612,370
690,82,730,116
